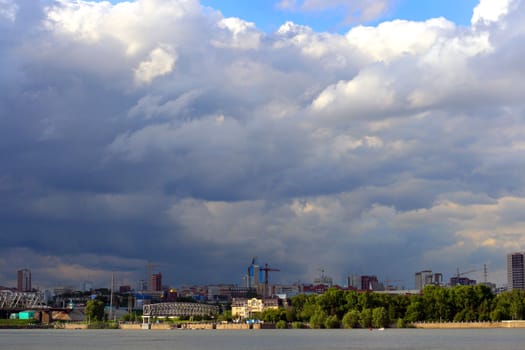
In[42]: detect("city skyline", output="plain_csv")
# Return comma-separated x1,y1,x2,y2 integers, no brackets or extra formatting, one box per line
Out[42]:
1,0,524,289
0,257,500,292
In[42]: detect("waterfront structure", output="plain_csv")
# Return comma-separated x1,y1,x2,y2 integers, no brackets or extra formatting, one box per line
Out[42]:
0,290,44,310
507,252,525,290
17,269,31,292
231,298,278,319
142,302,218,326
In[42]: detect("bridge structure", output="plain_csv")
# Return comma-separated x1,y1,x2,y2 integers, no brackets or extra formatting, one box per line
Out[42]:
142,302,219,327
0,290,46,312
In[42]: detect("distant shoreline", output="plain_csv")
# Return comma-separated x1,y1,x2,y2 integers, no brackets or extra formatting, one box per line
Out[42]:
412,320,525,329
78,320,525,330
4,321,525,330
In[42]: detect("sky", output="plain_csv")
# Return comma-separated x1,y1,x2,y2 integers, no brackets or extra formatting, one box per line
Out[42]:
199,0,481,32
0,0,524,291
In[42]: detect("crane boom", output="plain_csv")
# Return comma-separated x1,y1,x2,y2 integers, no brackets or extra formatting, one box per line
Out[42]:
261,263,280,298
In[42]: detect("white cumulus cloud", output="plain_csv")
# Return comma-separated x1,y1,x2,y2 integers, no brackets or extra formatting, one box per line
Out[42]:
134,46,177,85
2,0,525,287
212,17,262,49
472,0,512,26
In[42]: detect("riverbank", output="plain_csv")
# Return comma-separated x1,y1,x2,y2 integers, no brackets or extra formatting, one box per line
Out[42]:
413,320,525,329
116,320,525,330
0,319,53,329
61,322,268,330
6,320,525,330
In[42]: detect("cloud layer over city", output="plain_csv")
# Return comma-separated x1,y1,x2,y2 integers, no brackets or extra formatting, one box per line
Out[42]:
1,0,524,289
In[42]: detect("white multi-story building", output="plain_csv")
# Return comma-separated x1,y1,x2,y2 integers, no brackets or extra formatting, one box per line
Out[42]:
415,270,436,290
347,275,361,290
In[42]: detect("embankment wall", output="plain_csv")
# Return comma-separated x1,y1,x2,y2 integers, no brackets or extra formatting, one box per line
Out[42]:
119,323,142,330
62,323,88,330
216,323,251,330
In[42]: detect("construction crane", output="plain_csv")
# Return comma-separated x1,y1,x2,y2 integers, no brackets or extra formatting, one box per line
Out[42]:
456,267,480,278
261,263,280,299
452,267,480,286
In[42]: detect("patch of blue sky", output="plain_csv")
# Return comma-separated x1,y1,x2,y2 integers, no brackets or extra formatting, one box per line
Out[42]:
201,0,481,33
391,0,480,26
101,0,481,33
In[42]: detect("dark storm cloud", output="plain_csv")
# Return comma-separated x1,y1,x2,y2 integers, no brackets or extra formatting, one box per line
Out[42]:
1,0,525,289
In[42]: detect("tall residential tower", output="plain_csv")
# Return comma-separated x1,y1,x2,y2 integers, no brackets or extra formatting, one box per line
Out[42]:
17,268,32,292
507,252,525,290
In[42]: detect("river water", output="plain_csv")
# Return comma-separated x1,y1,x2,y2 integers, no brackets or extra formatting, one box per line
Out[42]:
2,328,525,350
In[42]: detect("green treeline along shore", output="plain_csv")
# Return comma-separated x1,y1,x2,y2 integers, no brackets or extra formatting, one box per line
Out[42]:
76,285,525,329
6,285,525,329
249,285,525,329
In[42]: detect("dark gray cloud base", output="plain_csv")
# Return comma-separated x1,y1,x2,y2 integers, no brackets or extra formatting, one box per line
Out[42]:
0,0,524,289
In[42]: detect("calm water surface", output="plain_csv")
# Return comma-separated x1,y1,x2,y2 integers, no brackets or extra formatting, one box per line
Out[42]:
2,328,525,350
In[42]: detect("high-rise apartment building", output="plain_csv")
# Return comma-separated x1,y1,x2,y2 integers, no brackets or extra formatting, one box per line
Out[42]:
347,275,361,290
150,272,162,291
361,275,381,291
17,268,32,292
414,270,443,290
507,252,525,290
246,258,263,289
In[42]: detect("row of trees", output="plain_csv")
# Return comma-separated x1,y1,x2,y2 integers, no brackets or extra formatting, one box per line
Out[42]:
85,285,525,329
257,285,525,328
